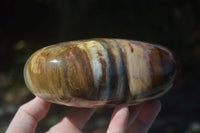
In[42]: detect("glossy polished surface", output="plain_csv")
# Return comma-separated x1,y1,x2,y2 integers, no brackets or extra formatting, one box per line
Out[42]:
24,38,178,107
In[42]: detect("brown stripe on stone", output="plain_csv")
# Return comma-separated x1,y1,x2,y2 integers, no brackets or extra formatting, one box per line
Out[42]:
127,41,134,53
94,40,110,99
62,45,96,100
149,47,174,88
98,57,107,90
149,47,163,87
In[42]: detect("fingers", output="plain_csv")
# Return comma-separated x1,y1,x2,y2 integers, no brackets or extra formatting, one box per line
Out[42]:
127,103,144,127
6,97,161,133
48,100,160,133
127,100,161,133
106,105,129,133
93,104,144,133
92,125,107,133
6,97,51,133
48,108,96,133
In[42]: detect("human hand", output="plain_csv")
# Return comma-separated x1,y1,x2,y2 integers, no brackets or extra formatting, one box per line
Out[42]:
6,97,161,133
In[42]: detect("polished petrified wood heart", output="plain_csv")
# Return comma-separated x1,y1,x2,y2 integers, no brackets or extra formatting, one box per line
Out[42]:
24,38,178,108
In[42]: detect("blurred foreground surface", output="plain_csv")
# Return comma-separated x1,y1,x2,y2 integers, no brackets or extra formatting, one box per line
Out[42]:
0,0,200,133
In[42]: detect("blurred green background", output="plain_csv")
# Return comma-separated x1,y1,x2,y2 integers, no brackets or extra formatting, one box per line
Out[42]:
0,0,200,132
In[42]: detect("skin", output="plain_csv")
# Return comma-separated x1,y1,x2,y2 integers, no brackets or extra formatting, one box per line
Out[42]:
6,97,161,133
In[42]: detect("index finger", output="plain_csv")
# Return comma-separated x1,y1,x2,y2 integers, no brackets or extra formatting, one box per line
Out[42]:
127,100,161,133
6,97,51,133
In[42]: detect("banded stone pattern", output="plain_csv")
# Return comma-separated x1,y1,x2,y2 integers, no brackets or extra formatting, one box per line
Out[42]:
24,38,177,107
